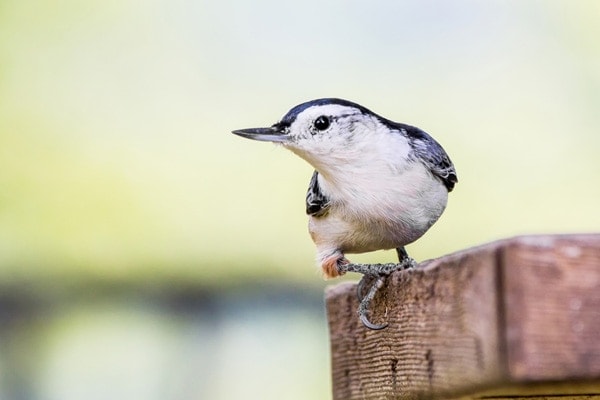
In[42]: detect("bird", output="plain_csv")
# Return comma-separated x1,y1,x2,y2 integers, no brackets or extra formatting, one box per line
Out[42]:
232,98,457,329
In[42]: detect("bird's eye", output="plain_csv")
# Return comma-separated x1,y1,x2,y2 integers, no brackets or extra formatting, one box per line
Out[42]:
313,116,330,131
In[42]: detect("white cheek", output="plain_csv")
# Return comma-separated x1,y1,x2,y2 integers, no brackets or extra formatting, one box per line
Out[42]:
283,134,342,167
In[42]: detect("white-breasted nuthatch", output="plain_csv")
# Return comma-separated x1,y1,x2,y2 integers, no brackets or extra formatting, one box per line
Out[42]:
233,98,457,329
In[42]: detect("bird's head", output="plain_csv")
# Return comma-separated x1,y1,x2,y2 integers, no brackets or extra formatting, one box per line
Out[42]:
232,98,404,172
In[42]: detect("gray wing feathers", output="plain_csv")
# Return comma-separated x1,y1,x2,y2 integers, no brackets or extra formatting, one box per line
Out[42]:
394,123,457,192
412,137,457,192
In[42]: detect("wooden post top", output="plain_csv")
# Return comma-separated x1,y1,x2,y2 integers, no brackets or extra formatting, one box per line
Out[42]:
326,234,600,400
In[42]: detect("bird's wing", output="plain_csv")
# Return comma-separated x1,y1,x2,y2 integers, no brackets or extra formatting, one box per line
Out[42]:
397,124,458,192
413,138,458,192
306,170,331,216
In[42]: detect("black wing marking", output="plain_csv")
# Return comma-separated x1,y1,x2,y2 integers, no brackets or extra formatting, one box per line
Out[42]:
394,123,458,192
306,170,331,216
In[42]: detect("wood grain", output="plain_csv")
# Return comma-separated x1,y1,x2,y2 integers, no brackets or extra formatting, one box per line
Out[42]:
326,234,600,400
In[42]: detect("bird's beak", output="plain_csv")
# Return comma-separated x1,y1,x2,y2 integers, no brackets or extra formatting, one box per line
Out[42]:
231,126,290,143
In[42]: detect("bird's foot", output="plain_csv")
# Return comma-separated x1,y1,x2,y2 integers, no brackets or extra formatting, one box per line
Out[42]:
337,257,416,330
352,257,416,301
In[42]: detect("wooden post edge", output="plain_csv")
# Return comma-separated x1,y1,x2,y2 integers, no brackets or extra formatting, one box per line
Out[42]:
326,233,600,400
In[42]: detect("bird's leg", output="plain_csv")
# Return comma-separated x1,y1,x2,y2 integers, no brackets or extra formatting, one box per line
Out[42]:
337,246,416,330
396,246,411,263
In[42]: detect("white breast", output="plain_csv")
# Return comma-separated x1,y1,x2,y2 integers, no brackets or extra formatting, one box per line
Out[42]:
309,160,448,256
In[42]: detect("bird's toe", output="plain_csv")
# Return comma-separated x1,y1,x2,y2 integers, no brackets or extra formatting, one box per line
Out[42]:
357,274,388,330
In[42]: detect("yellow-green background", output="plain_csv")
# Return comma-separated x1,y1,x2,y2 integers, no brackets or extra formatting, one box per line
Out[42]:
0,0,598,399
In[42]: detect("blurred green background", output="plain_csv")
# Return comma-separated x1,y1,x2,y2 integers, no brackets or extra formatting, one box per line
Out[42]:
0,0,599,399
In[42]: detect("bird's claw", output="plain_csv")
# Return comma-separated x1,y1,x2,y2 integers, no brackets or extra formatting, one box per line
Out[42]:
349,256,417,330
357,274,388,330
360,313,388,330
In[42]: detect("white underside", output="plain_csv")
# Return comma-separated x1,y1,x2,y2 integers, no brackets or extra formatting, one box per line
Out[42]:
307,161,448,265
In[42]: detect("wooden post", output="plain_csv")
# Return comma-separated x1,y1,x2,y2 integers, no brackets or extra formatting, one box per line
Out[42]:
326,234,600,400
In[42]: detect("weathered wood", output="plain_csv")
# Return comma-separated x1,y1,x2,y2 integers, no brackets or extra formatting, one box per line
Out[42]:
326,234,600,400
